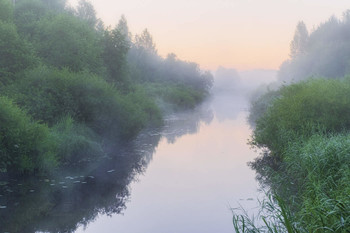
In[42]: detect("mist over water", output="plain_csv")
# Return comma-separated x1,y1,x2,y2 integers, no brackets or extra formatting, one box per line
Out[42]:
72,72,273,233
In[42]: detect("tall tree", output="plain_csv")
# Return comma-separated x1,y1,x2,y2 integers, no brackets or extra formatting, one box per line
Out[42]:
134,28,157,54
75,0,97,28
116,14,131,42
34,14,102,72
290,21,309,58
101,16,131,88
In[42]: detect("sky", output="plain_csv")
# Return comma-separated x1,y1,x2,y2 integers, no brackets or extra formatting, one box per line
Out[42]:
68,0,350,71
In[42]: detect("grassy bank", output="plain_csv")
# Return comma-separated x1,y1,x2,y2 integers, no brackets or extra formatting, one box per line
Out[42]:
239,78,350,232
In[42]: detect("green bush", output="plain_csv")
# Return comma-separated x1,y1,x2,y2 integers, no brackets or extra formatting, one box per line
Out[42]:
248,77,350,232
6,66,159,141
0,96,57,174
0,21,38,83
251,78,350,155
33,13,103,73
51,116,105,164
0,0,13,23
143,83,207,111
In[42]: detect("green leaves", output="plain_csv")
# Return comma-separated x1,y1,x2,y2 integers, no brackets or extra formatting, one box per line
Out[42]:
252,78,350,155
0,21,38,83
0,0,13,23
34,14,103,73
0,96,57,174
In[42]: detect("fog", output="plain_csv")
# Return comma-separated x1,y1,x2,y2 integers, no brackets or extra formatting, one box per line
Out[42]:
213,66,277,97
278,10,350,83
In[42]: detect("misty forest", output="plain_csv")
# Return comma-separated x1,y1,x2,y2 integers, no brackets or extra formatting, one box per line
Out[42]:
0,0,349,232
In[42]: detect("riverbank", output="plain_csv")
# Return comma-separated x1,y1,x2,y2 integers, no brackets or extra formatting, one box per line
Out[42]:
240,78,350,232
0,0,213,176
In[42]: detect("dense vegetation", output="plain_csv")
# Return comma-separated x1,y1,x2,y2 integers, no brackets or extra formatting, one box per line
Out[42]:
238,11,350,233
0,0,212,175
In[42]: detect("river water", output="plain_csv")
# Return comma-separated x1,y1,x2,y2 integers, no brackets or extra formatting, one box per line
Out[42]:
75,92,261,233
0,91,261,233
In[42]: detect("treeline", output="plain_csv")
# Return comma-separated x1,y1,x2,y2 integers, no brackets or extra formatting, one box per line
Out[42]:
279,10,350,83
239,11,350,232
0,0,213,175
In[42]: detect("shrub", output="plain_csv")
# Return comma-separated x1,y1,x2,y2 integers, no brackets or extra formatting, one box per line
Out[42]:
0,96,57,174
6,66,159,141
143,83,207,111
251,78,350,155
0,21,38,83
51,116,105,164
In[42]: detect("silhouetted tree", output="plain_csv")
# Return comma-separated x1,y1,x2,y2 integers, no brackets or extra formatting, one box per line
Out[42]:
101,16,131,88
290,21,308,58
135,28,157,54
75,0,97,28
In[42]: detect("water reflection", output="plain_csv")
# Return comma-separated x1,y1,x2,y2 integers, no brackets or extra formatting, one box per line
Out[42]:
0,101,214,233
75,93,260,233
0,131,160,233
162,103,214,144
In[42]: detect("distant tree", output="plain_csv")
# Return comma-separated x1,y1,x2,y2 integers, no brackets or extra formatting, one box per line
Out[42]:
95,18,105,33
101,16,131,88
135,28,157,54
290,21,308,58
116,15,131,42
75,0,97,28
42,0,66,11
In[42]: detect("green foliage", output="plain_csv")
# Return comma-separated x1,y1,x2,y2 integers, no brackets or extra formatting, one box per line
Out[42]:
251,78,350,155
283,133,350,232
0,0,211,177
249,77,350,232
101,17,131,89
74,0,97,28
143,83,207,110
51,116,105,163
248,88,280,126
247,134,350,233
6,66,159,140
33,13,103,73
0,21,38,83
0,96,57,174
232,194,299,233
0,0,14,23
13,0,48,38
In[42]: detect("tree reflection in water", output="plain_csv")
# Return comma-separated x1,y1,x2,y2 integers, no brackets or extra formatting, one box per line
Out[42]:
0,102,214,233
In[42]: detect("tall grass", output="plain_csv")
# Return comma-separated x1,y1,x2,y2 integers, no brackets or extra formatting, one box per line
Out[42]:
232,193,299,233
247,77,350,232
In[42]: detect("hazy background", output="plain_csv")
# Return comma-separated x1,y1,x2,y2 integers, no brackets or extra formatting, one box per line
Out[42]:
67,0,349,71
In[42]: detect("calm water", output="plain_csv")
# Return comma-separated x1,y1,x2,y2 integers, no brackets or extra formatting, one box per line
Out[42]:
0,92,261,233
75,92,261,233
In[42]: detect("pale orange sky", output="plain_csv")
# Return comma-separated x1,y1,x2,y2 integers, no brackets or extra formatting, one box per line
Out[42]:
68,0,349,71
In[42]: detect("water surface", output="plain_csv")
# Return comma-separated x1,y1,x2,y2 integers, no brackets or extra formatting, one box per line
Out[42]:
0,92,260,233
76,92,260,233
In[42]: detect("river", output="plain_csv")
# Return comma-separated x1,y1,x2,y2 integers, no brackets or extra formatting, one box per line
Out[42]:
75,91,261,233
0,91,261,233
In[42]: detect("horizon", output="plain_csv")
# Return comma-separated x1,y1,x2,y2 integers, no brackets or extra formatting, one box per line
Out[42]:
68,0,349,71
